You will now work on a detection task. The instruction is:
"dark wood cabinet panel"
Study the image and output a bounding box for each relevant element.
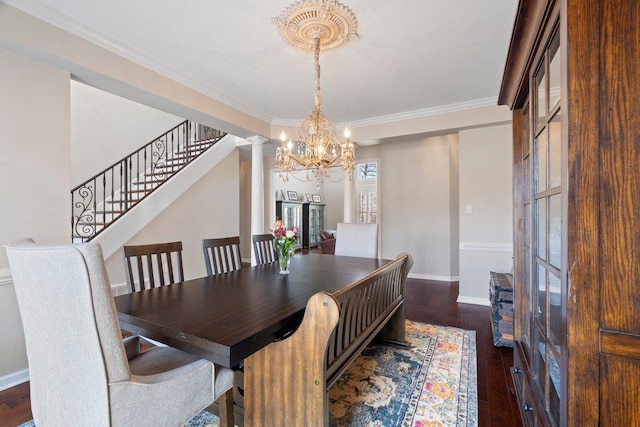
[500,0,640,425]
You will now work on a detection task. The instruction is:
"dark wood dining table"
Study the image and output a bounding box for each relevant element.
[114,253,393,368]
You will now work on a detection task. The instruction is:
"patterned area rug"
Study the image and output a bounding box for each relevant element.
[329,320,477,427]
[19,321,476,427]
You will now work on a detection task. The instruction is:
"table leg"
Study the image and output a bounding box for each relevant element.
[218,388,234,427]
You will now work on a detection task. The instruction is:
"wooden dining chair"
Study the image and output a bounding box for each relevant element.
[202,236,242,275]
[123,241,184,292]
[252,233,278,265]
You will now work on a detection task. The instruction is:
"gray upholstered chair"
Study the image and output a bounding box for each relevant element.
[5,239,234,427]
[334,222,379,258]
[252,233,278,265]
[202,236,242,275]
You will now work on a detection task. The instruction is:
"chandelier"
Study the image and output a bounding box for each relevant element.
[273,0,358,182]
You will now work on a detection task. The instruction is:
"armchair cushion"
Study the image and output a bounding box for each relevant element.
[319,230,334,241]
[320,237,336,254]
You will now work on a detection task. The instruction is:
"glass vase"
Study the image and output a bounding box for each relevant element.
[279,251,291,274]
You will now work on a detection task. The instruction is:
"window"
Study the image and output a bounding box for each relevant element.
[358,162,377,179]
[355,161,378,224]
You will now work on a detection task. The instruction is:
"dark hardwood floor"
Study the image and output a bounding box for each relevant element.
[0,277,521,427]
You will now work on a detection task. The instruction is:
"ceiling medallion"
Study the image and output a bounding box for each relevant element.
[273,0,358,183]
[273,0,358,53]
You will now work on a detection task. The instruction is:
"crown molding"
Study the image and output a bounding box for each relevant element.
[271,96,499,129]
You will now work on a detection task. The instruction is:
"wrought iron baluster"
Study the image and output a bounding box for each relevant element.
[110,165,115,219]
[141,148,145,196]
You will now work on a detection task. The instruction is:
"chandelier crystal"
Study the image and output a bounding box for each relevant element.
[273,0,358,182]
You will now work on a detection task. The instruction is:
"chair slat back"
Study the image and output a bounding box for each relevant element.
[202,236,242,275]
[252,234,278,265]
[123,241,184,292]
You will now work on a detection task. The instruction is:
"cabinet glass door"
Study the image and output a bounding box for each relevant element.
[282,203,303,248]
[309,206,321,246]
[519,103,533,353]
[530,28,563,427]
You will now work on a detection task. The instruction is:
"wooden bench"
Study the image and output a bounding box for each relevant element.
[244,253,413,426]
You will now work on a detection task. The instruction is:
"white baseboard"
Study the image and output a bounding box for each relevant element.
[459,242,513,253]
[456,295,490,306]
[111,282,128,296]
[0,369,29,391]
[408,273,459,282]
[0,268,12,286]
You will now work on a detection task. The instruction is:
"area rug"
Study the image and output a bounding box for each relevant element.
[329,320,477,427]
[19,321,476,427]
[18,410,219,427]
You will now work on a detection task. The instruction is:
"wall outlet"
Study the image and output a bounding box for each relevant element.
[465,204,473,214]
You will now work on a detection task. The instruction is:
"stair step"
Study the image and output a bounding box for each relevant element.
[94,208,127,215]
[105,197,145,205]
[170,150,206,160]
[187,139,217,149]
[131,178,163,185]
[156,160,189,169]
[118,188,150,194]
[145,170,177,178]
[76,221,109,226]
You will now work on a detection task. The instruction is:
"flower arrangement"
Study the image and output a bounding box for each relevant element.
[272,219,298,273]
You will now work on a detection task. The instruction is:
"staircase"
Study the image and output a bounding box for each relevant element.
[71,120,226,242]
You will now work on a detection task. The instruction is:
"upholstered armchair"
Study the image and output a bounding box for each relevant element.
[319,229,336,254]
[334,222,379,258]
[5,239,233,427]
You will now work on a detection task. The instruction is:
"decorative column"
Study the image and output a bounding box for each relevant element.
[249,136,268,265]
[343,172,355,223]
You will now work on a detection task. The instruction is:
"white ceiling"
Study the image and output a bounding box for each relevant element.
[3,0,518,127]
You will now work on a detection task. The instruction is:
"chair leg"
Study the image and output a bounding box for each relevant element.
[218,388,234,427]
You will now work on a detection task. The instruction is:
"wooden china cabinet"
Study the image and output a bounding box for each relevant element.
[500,0,640,425]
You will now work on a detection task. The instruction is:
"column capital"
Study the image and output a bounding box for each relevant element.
[247,135,268,145]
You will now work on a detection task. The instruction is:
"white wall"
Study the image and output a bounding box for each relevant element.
[273,170,322,204]
[356,134,459,280]
[0,48,71,383]
[323,178,345,230]
[104,150,240,285]
[458,125,513,305]
[71,81,182,186]
[449,138,461,276]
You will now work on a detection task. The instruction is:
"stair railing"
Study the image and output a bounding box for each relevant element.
[71,120,225,242]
